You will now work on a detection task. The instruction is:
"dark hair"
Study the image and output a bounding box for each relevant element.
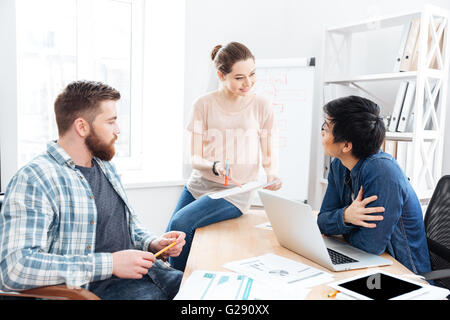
[54,80,120,135]
[211,42,255,75]
[323,95,385,159]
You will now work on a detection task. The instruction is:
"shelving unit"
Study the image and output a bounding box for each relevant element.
[324,70,443,84]
[318,5,450,201]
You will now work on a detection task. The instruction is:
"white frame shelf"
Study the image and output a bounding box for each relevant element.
[326,10,421,34]
[324,69,444,84]
[319,5,450,201]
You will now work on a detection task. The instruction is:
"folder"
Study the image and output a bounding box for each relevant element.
[397,81,416,132]
[399,18,420,72]
[388,81,408,132]
[405,111,415,132]
[394,22,412,72]
[383,115,391,129]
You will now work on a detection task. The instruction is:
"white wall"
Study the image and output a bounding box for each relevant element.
[183,0,450,212]
[126,184,183,235]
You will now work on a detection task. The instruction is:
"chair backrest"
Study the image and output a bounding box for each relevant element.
[424,175,450,289]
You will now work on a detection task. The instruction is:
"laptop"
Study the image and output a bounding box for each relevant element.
[258,190,393,272]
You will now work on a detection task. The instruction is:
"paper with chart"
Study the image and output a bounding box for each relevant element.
[208,180,280,199]
[174,270,291,300]
[208,179,280,200]
[223,253,334,293]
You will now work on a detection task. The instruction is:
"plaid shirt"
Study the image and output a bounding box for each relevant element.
[0,141,157,291]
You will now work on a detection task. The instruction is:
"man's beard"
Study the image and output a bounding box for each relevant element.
[85,129,117,161]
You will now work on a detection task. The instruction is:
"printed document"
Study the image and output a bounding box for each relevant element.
[208,179,280,199]
[174,270,295,300]
[223,253,334,293]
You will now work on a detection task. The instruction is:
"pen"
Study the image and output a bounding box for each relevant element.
[154,241,177,258]
[224,160,229,186]
[328,290,339,298]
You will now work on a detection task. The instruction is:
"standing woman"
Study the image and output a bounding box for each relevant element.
[166,42,282,271]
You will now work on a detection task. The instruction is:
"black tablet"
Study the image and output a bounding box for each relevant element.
[330,270,427,300]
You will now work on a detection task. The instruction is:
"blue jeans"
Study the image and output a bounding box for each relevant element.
[91,260,183,300]
[166,186,242,271]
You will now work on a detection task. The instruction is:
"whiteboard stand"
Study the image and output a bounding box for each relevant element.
[252,57,316,206]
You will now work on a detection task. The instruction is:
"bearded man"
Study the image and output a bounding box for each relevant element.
[0,81,186,300]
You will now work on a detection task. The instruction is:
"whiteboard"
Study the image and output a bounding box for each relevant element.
[253,58,315,203]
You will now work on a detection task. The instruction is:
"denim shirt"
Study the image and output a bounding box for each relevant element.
[317,151,431,274]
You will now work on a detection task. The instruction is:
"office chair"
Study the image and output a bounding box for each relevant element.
[0,192,100,300]
[420,175,450,290]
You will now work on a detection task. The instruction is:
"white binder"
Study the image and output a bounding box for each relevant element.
[399,18,420,72]
[394,22,412,72]
[397,81,416,132]
[388,81,408,132]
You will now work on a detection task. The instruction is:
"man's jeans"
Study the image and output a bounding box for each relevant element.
[166,186,242,271]
[93,260,183,300]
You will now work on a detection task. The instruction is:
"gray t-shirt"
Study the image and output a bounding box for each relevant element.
[76,160,133,294]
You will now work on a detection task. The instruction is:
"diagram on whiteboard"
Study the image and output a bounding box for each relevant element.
[253,59,315,202]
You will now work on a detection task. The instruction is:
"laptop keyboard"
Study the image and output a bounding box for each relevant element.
[327,248,358,265]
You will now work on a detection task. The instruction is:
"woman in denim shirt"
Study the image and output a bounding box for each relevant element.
[317,95,431,275]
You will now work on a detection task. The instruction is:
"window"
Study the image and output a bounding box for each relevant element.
[16,0,78,166]
[15,0,185,183]
[138,0,185,183]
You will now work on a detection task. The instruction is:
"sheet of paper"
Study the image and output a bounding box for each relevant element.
[207,181,265,199]
[208,179,280,199]
[223,253,334,293]
[255,221,272,230]
[174,270,300,300]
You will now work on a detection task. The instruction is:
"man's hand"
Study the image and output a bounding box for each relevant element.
[149,231,186,260]
[111,250,155,279]
[343,186,385,228]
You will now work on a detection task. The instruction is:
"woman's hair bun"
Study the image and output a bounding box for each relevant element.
[211,42,255,75]
[211,45,222,61]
